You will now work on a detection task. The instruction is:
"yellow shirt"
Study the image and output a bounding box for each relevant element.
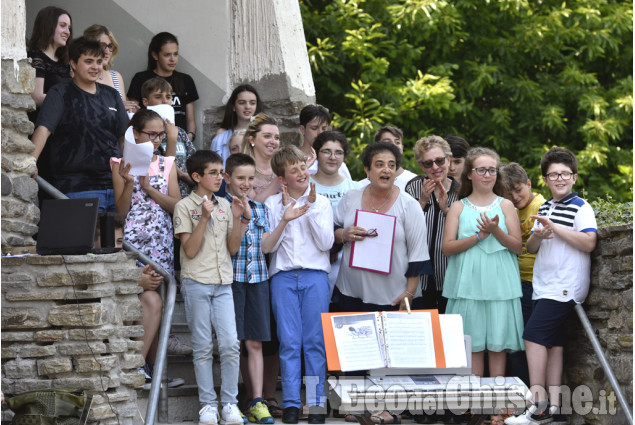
[173,192,234,285]
[517,193,546,282]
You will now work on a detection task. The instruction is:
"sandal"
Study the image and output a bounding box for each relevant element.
[490,414,508,425]
[370,411,401,424]
[345,414,358,422]
[264,398,283,418]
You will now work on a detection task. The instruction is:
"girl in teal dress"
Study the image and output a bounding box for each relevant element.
[442,147,524,382]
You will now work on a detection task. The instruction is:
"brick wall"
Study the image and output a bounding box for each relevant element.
[1,253,145,425]
[565,223,633,425]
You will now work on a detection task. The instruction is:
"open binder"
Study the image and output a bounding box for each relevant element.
[322,310,469,374]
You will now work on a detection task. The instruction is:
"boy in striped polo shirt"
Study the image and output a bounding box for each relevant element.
[506,147,597,425]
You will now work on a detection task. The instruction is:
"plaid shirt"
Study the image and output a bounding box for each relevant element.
[225,193,270,283]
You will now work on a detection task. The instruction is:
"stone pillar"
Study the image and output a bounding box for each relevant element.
[204,0,316,147]
[564,223,633,425]
[1,253,145,425]
[1,0,39,249]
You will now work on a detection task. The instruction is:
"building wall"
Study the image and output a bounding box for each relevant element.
[23,0,315,148]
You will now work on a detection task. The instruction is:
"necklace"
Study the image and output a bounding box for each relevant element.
[366,186,395,212]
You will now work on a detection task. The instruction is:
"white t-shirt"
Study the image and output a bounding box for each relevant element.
[309,161,352,180]
[531,193,597,303]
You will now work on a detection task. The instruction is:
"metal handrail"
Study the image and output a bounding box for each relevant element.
[35,176,174,424]
[575,304,633,424]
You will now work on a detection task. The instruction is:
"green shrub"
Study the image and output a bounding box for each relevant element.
[590,195,633,227]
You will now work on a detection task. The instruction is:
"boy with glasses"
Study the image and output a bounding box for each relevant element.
[506,148,597,425]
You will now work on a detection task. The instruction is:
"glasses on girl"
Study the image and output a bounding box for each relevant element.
[140,131,166,141]
[100,42,115,51]
[419,157,446,169]
[472,167,498,176]
[319,149,345,158]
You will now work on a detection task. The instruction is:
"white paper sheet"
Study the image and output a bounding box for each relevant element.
[439,314,468,368]
[147,104,175,123]
[350,210,396,274]
[383,312,436,368]
[331,313,385,372]
[123,126,154,176]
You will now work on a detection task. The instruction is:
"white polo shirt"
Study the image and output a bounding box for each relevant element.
[531,192,597,303]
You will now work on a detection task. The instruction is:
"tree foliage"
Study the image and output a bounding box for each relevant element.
[301,0,633,202]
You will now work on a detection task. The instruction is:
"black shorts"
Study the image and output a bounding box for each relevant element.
[523,298,575,348]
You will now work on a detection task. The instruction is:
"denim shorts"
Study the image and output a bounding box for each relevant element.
[523,298,576,348]
[65,188,116,212]
[232,281,271,341]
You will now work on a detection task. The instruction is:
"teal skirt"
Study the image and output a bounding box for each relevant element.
[446,298,525,352]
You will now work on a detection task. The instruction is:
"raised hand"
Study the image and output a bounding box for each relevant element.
[281,185,291,206]
[282,200,310,222]
[240,193,252,219]
[419,179,436,208]
[202,196,215,220]
[119,160,134,184]
[307,182,317,204]
[231,194,245,219]
[436,180,449,213]
[305,147,317,169]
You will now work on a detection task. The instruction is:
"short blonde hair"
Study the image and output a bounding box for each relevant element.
[413,135,451,162]
[270,145,305,178]
[83,24,119,70]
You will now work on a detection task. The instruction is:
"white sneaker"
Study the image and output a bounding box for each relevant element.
[199,405,219,425]
[221,403,244,425]
[505,405,557,425]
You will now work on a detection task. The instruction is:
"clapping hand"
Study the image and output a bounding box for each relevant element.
[436,180,449,213]
[282,201,310,222]
[477,212,499,235]
[307,182,317,204]
[419,179,436,207]
[201,195,215,220]
[531,215,555,239]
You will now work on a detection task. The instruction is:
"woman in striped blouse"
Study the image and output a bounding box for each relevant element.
[405,135,460,314]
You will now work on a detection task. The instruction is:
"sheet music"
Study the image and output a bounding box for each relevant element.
[123,126,154,176]
[383,312,436,368]
[350,210,396,274]
[439,314,468,368]
[331,313,385,371]
[147,104,175,123]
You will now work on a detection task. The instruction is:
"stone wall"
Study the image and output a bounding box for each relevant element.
[1,58,39,249]
[564,223,633,425]
[1,253,145,425]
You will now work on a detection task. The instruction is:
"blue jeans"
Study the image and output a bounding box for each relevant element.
[65,189,116,212]
[182,279,240,407]
[271,269,329,409]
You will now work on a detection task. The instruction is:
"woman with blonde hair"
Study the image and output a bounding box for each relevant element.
[242,113,282,202]
[83,24,138,113]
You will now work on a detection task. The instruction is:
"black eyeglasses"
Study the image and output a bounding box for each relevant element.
[545,172,573,181]
[140,131,166,141]
[472,167,498,176]
[100,42,115,51]
[419,157,446,169]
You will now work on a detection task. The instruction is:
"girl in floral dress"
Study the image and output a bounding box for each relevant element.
[111,109,181,274]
